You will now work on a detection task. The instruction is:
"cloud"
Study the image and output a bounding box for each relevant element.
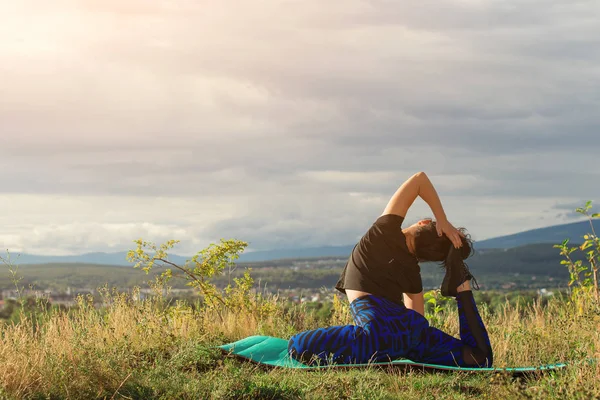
[552,200,598,211]
[551,199,599,221]
[0,0,599,254]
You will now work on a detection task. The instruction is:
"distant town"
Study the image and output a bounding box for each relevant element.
[0,284,556,311]
[0,246,569,314]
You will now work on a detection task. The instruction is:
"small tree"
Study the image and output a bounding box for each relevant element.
[554,200,600,303]
[126,238,258,322]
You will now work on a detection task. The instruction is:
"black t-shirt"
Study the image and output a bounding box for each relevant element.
[335,214,422,305]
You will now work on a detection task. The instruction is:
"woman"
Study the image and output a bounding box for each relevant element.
[288,172,493,367]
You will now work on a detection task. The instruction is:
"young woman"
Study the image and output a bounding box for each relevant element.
[288,172,493,367]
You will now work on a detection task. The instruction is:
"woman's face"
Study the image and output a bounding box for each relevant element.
[409,219,432,231]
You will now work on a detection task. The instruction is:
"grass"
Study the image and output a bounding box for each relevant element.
[0,285,598,399]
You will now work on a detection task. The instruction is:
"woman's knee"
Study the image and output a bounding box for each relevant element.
[288,332,312,363]
[288,326,366,365]
[287,328,349,365]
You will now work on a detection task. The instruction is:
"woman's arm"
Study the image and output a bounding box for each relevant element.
[415,173,447,223]
[382,172,446,221]
[383,172,463,248]
[381,172,422,219]
[403,291,425,317]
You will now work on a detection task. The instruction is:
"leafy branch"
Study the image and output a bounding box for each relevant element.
[554,200,599,303]
[126,238,249,322]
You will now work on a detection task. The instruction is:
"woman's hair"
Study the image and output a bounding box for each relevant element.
[413,219,475,269]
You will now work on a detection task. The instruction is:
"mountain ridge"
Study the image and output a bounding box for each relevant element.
[6,219,592,265]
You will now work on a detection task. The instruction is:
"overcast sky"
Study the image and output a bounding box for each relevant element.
[1,0,599,256]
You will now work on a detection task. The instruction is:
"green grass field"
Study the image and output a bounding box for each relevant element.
[0,284,598,400]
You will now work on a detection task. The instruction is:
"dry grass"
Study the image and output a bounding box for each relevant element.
[0,286,598,399]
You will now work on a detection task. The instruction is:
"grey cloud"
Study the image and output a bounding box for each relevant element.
[552,200,599,222]
[354,0,564,31]
[2,131,598,202]
[555,212,587,221]
[203,193,384,251]
[1,0,600,253]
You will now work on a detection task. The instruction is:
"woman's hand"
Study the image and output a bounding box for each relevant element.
[436,219,464,249]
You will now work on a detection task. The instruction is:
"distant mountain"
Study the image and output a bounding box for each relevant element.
[474,219,590,249]
[237,246,355,262]
[6,248,351,266]
[236,219,592,260]
[7,252,190,267]
[2,243,582,291]
[7,219,594,265]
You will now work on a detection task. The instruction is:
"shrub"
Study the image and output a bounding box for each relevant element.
[554,200,600,310]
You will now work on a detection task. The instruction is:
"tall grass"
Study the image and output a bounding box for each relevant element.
[0,284,598,399]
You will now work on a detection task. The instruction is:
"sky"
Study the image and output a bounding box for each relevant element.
[1,0,599,256]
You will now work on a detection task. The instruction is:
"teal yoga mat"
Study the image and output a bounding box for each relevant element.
[219,335,590,375]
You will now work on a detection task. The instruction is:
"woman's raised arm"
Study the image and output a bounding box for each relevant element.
[381,172,423,219]
[382,172,463,248]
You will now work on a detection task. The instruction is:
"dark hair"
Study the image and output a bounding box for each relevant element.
[413,219,474,269]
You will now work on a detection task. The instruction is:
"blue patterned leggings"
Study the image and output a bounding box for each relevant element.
[288,291,493,367]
